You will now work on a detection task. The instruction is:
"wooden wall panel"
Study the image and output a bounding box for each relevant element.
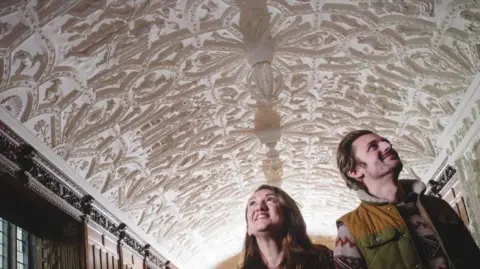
[59,242,81,269]
[83,223,175,269]
[86,225,121,269]
[441,178,470,226]
[33,236,81,269]
[121,247,144,269]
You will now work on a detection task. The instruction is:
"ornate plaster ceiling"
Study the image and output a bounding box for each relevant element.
[1,0,479,267]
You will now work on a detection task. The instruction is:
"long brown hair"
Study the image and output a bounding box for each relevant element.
[240,184,324,269]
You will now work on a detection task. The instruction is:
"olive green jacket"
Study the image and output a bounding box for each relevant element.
[337,180,480,269]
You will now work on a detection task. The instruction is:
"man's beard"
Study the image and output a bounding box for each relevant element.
[368,160,403,180]
[392,161,403,179]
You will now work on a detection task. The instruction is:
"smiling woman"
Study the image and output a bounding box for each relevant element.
[241,185,333,269]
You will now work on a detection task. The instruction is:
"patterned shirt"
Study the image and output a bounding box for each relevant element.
[333,193,449,269]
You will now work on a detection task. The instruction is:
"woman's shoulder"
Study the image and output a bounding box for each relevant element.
[313,244,331,253]
[313,244,334,268]
[313,243,333,257]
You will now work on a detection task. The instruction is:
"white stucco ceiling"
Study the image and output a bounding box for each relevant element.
[1,0,479,267]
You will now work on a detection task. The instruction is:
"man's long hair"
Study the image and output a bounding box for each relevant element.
[336,129,374,190]
[240,185,323,269]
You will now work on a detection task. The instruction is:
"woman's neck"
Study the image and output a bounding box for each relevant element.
[256,235,283,269]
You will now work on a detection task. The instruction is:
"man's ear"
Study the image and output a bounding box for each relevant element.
[347,167,364,182]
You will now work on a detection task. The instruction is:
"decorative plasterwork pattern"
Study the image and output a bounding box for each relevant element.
[0,0,480,267]
[431,73,480,165]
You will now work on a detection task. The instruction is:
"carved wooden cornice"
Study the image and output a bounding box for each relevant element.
[0,120,170,269]
[426,164,457,197]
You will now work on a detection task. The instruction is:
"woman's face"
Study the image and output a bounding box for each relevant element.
[246,188,285,236]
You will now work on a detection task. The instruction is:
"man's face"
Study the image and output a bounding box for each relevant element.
[348,133,403,183]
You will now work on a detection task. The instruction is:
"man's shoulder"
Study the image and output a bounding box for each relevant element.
[336,204,364,227]
[419,194,458,218]
[419,194,451,207]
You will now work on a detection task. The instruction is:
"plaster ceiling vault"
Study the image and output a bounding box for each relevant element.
[0,0,479,267]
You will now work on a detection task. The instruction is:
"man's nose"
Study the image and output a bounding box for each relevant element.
[380,140,392,152]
